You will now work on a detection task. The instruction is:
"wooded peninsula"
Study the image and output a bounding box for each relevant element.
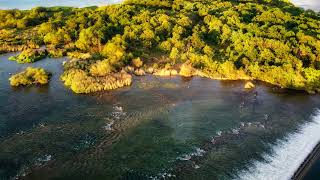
[1,0,320,93]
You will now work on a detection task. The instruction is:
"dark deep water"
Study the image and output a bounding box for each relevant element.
[304,160,320,180]
[0,53,320,179]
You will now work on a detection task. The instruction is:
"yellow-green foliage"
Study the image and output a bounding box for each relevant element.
[9,49,47,63]
[102,39,125,64]
[132,57,143,68]
[90,59,115,76]
[217,61,249,80]
[9,67,50,86]
[61,69,132,93]
[2,1,320,92]
[248,63,306,89]
[179,63,196,77]
[67,52,92,60]
[47,48,67,57]
[303,68,320,90]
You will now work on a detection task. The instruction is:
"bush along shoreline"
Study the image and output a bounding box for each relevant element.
[1,0,320,93]
[9,67,51,86]
[9,49,47,63]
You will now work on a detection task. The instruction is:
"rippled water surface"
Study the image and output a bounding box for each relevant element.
[0,54,320,179]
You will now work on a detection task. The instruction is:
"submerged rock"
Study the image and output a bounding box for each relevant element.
[134,69,146,76]
[124,66,135,73]
[153,69,178,76]
[194,164,200,169]
[114,106,123,112]
[244,81,255,89]
[146,67,154,74]
[103,120,114,131]
[177,155,192,161]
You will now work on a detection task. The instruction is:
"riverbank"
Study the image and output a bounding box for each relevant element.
[6,54,318,94]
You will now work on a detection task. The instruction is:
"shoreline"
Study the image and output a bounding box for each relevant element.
[2,49,319,94]
[293,142,320,180]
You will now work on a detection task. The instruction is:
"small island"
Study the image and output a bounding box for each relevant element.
[9,49,47,63]
[9,67,50,86]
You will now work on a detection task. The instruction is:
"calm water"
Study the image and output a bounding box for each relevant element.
[0,53,320,179]
[0,0,320,11]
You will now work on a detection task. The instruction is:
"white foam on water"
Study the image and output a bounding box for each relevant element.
[176,148,206,161]
[237,109,320,180]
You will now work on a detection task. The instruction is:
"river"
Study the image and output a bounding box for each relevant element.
[1,0,320,179]
[0,53,320,179]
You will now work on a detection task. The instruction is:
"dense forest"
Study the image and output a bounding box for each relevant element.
[1,0,320,93]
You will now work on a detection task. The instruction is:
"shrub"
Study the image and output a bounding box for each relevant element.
[61,69,132,93]
[67,52,92,60]
[9,67,50,86]
[179,63,196,77]
[90,59,115,76]
[132,57,143,68]
[9,49,47,63]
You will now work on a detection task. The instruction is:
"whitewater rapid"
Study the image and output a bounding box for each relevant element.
[237,109,320,180]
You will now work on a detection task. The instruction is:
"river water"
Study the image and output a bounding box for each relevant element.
[0,1,320,179]
[0,53,320,179]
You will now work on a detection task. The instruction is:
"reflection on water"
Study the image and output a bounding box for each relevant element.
[0,54,320,179]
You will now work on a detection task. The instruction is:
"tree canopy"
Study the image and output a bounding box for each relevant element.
[1,0,320,92]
